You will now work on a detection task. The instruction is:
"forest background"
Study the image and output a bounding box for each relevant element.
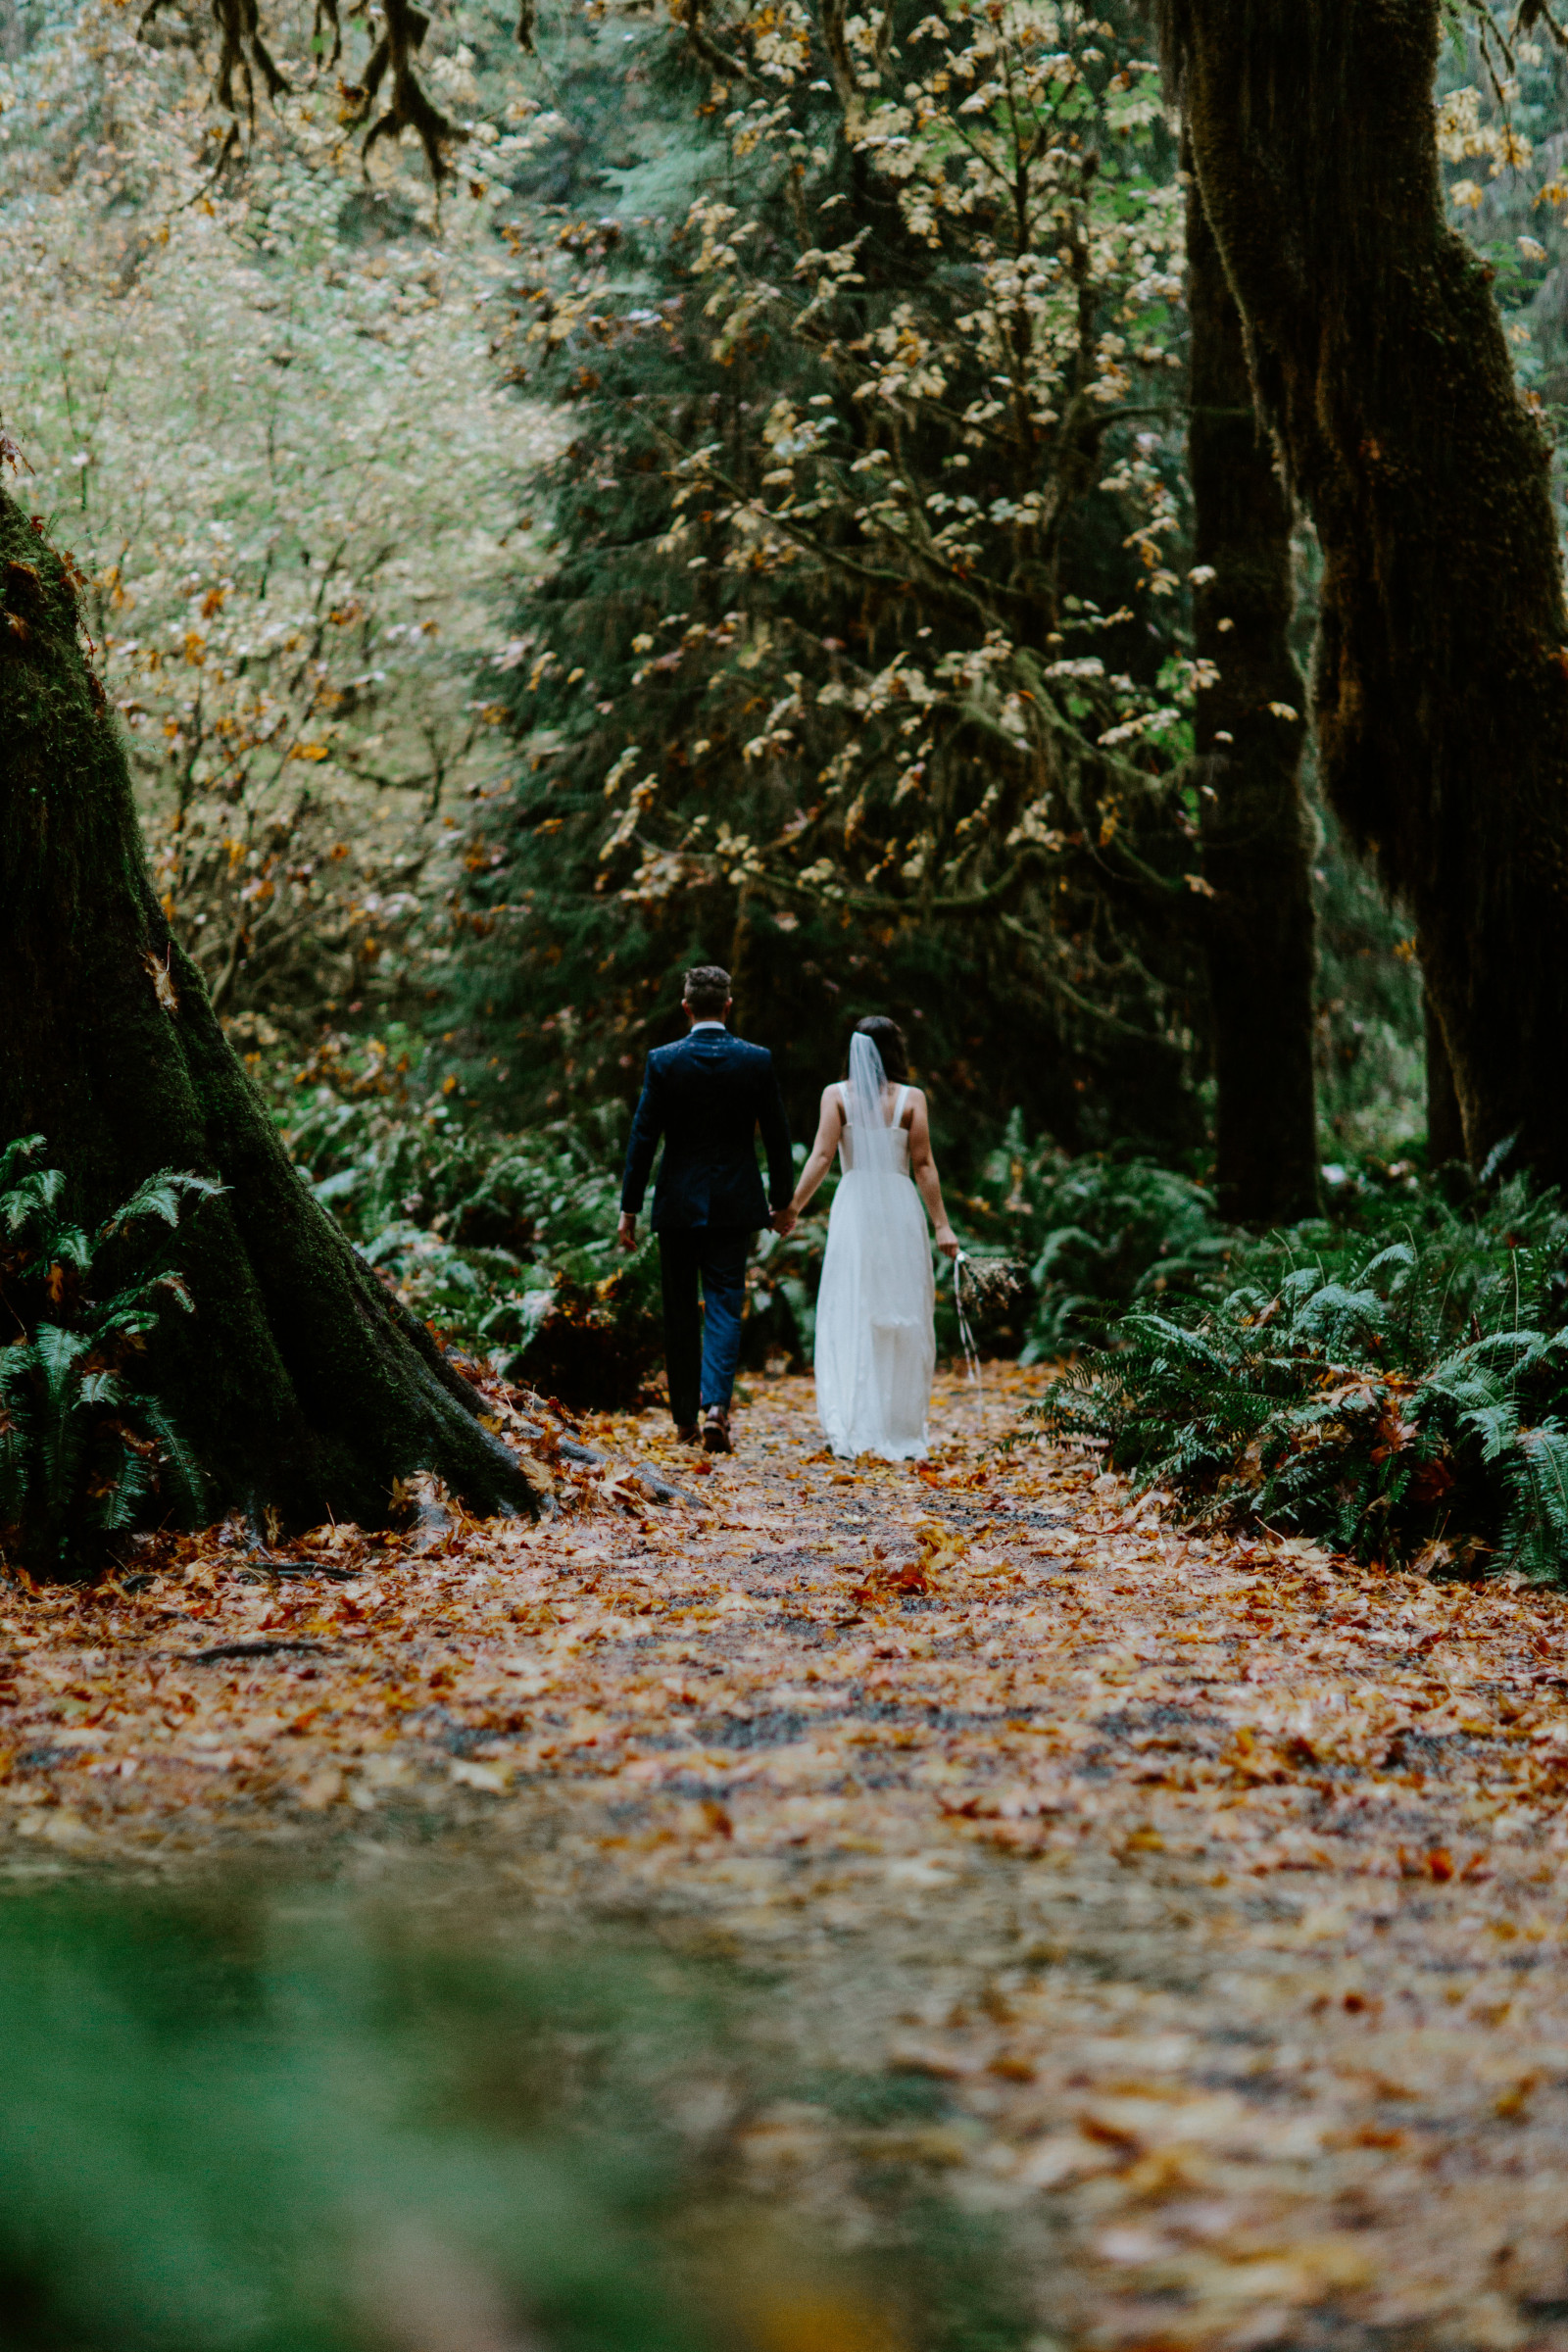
[6,0,1568,1570]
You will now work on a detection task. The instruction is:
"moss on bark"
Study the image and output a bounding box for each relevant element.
[0,489,534,1539]
[1424,992,1466,1167]
[1168,0,1568,1180]
[1188,158,1319,1225]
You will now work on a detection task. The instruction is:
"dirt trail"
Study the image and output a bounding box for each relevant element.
[6,1368,1568,2348]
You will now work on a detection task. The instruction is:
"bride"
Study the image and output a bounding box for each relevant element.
[776,1017,958,1461]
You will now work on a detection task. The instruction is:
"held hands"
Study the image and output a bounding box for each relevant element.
[935,1223,960,1261]
[627,1208,801,1243]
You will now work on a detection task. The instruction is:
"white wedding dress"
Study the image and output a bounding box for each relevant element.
[814,1035,936,1461]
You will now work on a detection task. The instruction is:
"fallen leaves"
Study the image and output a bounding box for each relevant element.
[6,1369,1568,2345]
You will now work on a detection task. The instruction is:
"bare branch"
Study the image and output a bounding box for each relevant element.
[344,0,462,184]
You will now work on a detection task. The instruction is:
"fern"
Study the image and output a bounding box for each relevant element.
[1503,1421,1568,1580]
[1037,1169,1568,1580]
[277,1056,667,1406]
[952,1117,1236,1353]
[0,1141,217,1581]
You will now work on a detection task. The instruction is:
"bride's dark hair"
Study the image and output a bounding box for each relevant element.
[851,1015,908,1083]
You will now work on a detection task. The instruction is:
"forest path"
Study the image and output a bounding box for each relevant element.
[7,1370,1568,2345]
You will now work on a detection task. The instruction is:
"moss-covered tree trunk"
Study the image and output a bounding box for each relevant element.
[1188,160,1319,1225]
[1168,0,1568,1181]
[1424,994,1466,1167]
[0,491,533,1540]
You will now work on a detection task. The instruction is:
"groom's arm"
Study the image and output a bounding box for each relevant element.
[620,1054,665,1225]
[757,1052,793,1213]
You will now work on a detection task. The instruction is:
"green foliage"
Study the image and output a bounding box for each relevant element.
[273,1029,860,1397]
[278,1043,1166,1397]
[0,0,548,1042]
[274,1054,1247,1402]
[0,1886,720,2352]
[457,0,1207,1157]
[746,1211,829,1368]
[1037,1161,1568,1578]
[950,1112,1232,1354]
[272,1033,665,1406]
[0,1137,218,1581]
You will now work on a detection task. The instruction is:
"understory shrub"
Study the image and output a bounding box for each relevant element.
[955,1114,1235,1355]
[1037,1161,1568,1578]
[0,1137,217,1581]
[277,1035,848,1401]
[277,1042,1086,1398]
[274,1038,663,1409]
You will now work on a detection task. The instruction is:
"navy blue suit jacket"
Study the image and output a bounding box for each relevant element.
[620,1027,792,1233]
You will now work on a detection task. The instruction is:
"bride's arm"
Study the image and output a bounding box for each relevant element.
[906,1092,959,1259]
[773,1087,844,1234]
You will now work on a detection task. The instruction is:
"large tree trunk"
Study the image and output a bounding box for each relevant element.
[1424,992,1467,1168]
[1187,158,1319,1226]
[1168,0,1568,1181]
[0,491,533,1542]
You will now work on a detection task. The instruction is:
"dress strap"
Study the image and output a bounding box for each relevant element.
[894,1085,909,1126]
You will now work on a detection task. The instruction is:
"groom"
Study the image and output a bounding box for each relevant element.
[616,965,792,1452]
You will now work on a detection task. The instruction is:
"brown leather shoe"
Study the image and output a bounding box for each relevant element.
[674,1423,700,1446]
[701,1407,732,1455]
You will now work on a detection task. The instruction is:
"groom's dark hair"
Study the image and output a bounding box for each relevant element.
[853,1015,908,1082]
[683,964,732,1018]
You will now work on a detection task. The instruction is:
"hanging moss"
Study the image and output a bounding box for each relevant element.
[0,488,533,1550]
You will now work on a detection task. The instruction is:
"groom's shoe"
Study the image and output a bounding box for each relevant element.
[701,1406,733,1455]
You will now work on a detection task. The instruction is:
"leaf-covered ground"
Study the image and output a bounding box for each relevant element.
[6,1367,1568,2350]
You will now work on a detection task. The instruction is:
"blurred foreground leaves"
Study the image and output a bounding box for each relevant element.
[0,1882,1025,2352]
[0,1887,714,2352]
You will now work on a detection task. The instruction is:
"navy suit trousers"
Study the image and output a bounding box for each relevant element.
[659,1227,749,1428]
